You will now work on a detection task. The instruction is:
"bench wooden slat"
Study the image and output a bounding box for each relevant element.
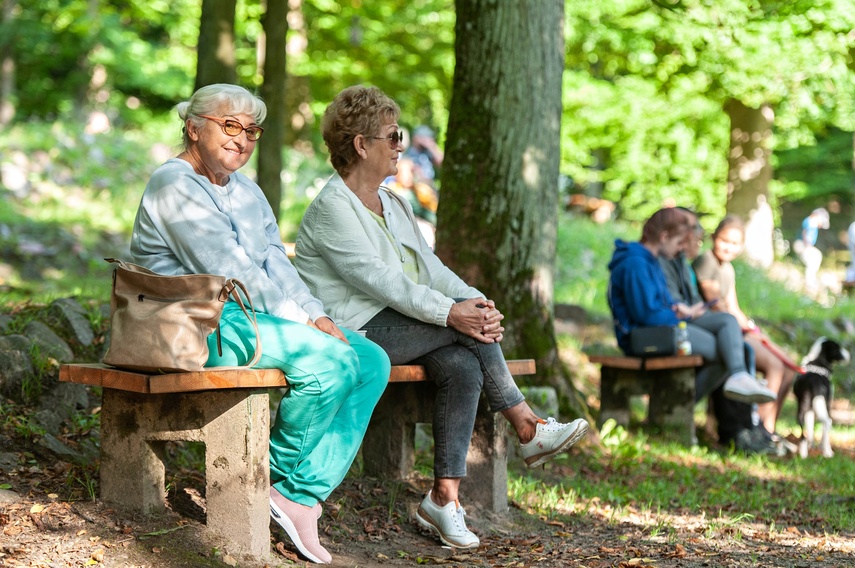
[588,354,703,371]
[59,363,287,394]
[60,358,536,393]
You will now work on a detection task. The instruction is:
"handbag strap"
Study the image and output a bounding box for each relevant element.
[221,279,263,368]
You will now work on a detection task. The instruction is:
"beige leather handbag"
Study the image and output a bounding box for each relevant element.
[102,258,261,373]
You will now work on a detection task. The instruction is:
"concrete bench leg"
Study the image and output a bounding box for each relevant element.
[649,369,697,446]
[363,382,435,479]
[100,388,271,560]
[598,367,632,428]
[363,383,509,512]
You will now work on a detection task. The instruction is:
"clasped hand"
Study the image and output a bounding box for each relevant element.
[447,298,505,343]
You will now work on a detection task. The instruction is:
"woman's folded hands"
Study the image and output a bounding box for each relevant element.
[447,298,505,343]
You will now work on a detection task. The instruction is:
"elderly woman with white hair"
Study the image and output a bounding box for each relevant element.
[129,83,390,564]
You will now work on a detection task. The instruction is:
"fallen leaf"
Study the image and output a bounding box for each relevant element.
[30,504,44,514]
[274,541,298,561]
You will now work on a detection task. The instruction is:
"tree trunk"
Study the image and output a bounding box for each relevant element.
[0,0,16,125]
[257,0,288,217]
[437,0,588,419]
[725,99,775,267]
[195,0,238,90]
[283,0,312,146]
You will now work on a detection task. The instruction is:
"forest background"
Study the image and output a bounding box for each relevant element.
[4,3,855,566]
[3,0,855,415]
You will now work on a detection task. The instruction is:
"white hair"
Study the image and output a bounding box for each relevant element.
[175,84,267,149]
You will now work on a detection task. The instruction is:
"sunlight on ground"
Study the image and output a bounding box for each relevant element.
[512,484,855,559]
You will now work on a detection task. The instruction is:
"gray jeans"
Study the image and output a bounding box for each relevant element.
[688,311,747,401]
[362,307,525,478]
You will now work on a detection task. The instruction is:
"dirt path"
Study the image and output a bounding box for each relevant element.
[3,450,855,568]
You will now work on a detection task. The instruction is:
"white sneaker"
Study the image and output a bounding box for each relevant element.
[415,491,480,549]
[519,417,589,468]
[722,371,776,404]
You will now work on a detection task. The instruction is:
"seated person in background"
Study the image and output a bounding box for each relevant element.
[607,207,776,405]
[660,209,779,455]
[130,83,390,565]
[296,85,588,551]
[405,124,444,185]
[386,156,439,247]
[694,215,797,439]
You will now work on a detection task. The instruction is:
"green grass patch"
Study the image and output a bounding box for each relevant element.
[510,423,855,535]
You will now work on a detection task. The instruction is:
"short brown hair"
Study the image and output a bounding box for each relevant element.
[322,86,400,177]
[712,215,745,241]
[641,207,691,244]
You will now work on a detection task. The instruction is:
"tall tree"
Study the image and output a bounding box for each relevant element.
[725,99,775,266]
[438,0,587,418]
[257,0,288,218]
[195,0,238,90]
[0,0,16,125]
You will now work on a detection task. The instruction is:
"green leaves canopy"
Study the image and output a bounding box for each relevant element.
[562,0,855,221]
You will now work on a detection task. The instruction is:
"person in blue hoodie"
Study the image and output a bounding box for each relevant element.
[607,207,775,404]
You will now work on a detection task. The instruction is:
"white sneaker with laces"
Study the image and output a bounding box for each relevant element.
[519,417,589,468]
[415,490,480,549]
[722,371,776,404]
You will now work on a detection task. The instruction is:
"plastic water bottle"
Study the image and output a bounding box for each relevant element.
[676,321,692,356]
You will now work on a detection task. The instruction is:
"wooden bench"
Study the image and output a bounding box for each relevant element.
[588,354,703,446]
[59,358,535,560]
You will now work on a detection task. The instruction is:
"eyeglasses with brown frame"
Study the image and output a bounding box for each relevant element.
[197,114,264,141]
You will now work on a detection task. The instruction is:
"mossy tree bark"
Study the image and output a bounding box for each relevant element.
[436,0,588,419]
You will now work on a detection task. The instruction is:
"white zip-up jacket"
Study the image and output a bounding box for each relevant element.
[296,174,482,330]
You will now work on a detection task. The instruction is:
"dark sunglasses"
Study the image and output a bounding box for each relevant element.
[368,131,404,149]
[197,114,264,141]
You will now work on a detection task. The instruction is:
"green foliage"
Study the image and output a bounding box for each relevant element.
[6,0,199,121]
[0,118,169,305]
[293,0,456,135]
[6,0,855,226]
[563,0,855,222]
[775,127,855,208]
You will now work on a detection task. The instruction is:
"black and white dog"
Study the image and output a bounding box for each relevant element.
[793,338,850,458]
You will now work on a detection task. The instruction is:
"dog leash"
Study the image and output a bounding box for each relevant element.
[745,326,807,374]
